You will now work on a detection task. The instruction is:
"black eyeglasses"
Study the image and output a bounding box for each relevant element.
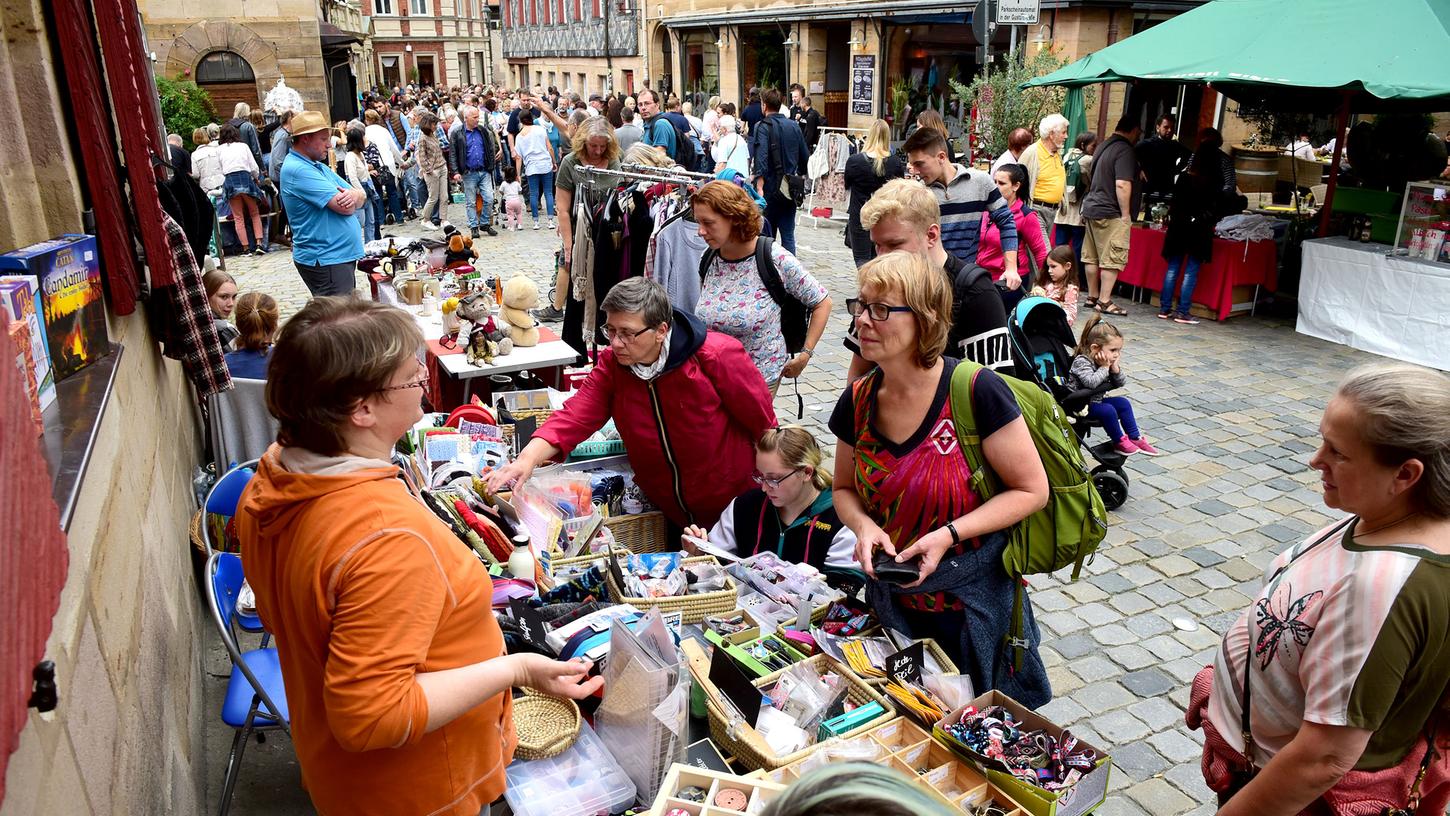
[600,324,654,342]
[751,468,801,488]
[846,299,914,322]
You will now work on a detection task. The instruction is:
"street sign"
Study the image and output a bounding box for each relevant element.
[851,55,875,116]
[972,0,996,46]
[996,0,1039,24]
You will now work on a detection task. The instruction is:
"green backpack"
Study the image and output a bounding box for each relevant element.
[949,361,1109,669]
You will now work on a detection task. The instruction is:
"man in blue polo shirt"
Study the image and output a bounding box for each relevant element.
[280,111,367,296]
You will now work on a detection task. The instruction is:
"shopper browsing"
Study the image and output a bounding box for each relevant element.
[203,269,240,351]
[681,426,859,572]
[223,292,278,379]
[1031,246,1082,324]
[237,297,600,816]
[1067,315,1161,455]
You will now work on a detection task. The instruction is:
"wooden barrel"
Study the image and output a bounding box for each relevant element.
[1232,147,1279,193]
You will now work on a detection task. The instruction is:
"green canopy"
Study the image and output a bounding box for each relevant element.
[1062,87,1089,150]
[1025,0,1450,112]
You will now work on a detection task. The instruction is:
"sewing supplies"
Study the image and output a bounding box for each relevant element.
[941,706,1098,792]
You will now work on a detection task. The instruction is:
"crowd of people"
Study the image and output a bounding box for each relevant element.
[201,78,1450,816]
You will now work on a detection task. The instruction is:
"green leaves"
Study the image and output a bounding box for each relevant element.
[949,48,1093,159]
[155,77,216,149]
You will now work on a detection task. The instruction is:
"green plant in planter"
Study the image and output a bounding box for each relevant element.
[890,78,911,137]
[949,48,1090,159]
[1344,113,1449,192]
[156,77,215,148]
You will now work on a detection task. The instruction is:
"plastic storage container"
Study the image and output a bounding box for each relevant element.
[503,720,636,816]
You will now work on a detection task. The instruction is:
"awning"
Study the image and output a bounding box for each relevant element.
[319,21,363,49]
[1024,0,1450,112]
[665,0,973,29]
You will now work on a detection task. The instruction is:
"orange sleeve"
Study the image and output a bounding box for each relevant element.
[321,529,452,752]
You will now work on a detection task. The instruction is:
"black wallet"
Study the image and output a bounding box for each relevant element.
[872,551,922,585]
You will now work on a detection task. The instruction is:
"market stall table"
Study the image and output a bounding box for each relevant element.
[1297,237,1450,371]
[375,279,580,409]
[1118,225,1278,320]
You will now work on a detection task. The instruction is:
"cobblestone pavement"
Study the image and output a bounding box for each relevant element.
[212,198,1383,815]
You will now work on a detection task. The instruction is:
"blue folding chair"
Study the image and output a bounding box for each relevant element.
[203,460,263,633]
[206,551,290,816]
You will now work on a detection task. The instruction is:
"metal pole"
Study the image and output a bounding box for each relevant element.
[1318,92,1351,238]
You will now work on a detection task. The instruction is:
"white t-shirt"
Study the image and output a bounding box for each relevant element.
[499,180,523,202]
[365,124,402,173]
[515,127,554,176]
[713,133,750,176]
[217,142,259,177]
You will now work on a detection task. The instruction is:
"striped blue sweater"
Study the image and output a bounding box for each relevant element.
[930,163,1018,266]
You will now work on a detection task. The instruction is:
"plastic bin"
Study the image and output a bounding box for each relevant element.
[504,720,637,816]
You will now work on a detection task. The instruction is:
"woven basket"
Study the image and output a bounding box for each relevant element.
[511,689,582,760]
[189,510,208,556]
[604,554,737,624]
[602,511,668,554]
[701,653,895,771]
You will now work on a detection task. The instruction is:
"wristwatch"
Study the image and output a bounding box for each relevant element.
[800,347,815,358]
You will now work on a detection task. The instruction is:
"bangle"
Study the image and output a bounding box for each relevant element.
[945,522,962,546]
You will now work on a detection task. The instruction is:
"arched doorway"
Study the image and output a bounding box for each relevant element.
[196,50,257,120]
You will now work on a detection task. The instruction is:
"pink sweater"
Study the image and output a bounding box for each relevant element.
[976,199,1050,281]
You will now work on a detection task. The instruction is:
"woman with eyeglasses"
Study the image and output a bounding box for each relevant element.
[486,277,776,536]
[829,251,1053,708]
[236,297,601,816]
[679,426,859,572]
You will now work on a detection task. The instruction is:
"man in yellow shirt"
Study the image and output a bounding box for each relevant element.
[1021,113,1069,231]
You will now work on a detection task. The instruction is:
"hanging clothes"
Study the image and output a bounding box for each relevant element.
[149,212,232,406]
[649,215,709,312]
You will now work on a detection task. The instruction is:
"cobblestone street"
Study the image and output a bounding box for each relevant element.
[215,199,1376,815]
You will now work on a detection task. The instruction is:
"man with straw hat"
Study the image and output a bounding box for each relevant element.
[280,110,368,297]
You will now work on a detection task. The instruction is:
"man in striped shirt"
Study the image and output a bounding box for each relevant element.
[903,127,1020,284]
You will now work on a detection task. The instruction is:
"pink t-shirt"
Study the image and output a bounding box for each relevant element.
[976,199,1049,281]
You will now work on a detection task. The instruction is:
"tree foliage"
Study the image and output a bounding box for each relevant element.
[156,77,216,148]
[950,48,1093,158]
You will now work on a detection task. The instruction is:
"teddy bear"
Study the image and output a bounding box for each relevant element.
[445,233,478,270]
[500,276,540,347]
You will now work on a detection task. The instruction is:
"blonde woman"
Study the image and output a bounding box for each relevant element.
[843,119,907,267]
[702,95,722,150]
[682,426,858,572]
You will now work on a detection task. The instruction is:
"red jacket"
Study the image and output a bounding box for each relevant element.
[535,310,776,528]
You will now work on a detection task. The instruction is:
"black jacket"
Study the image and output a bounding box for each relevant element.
[447,124,499,175]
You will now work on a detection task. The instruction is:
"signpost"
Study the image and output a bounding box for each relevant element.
[851,54,875,116]
[996,0,1039,24]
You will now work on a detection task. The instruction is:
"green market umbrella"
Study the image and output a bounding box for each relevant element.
[1024,0,1450,112]
[1062,87,1089,150]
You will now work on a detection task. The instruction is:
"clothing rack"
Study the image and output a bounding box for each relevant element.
[620,162,714,180]
[578,165,708,189]
[805,127,868,228]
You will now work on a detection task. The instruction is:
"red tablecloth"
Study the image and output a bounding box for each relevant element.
[1118,227,1278,321]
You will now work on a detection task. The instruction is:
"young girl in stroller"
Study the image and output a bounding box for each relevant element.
[1067,316,1161,456]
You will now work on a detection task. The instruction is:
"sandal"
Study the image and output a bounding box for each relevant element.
[1085,296,1099,309]
[1099,301,1129,316]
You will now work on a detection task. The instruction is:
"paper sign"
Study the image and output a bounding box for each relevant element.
[708,645,764,727]
[509,598,549,646]
[887,641,924,685]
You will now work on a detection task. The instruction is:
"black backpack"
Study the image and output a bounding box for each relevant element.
[697,236,808,354]
[661,113,700,170]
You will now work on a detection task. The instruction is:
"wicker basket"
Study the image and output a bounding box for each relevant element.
[602,511,668,554]
[511,689,582,760]
[604,554,738,624]
[701,653,896,771]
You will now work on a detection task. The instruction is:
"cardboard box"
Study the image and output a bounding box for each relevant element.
[7,320,42,431]
[934,691,1112,816]
[0,276,56,412]
[0,234,108,380]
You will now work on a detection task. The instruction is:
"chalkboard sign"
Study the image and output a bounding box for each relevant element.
[851,55,876,116]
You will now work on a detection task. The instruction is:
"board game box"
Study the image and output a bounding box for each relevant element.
[0,275,56,413]
[0,234,108,380]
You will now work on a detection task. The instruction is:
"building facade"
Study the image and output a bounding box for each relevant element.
[142,0,369,125]
[365,0,498,91]
[498,0,642,95]
[653,0,1210,138]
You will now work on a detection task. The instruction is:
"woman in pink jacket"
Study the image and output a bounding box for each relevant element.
[486,277,777,534]
[975,163,1050,314]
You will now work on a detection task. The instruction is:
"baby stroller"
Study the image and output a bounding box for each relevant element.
[1006,296,1132,510]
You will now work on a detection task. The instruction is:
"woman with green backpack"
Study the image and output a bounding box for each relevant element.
[829,250,1053,708]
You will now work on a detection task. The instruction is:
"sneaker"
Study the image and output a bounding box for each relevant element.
[1113,437,1138,456]
[548,219,557,230]
[533,305,565,321]
[1157,311,1171,319]
[470,227,480,239]
[421,222,439,231]
[385,214,396,226]
[533,221,541,231]
[1173,315,1201,325]
[253,246,266,256]
[515,224,522,232]
[1131,437,1162,456]
[483,225,498,237]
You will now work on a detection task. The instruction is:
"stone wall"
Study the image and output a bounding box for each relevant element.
[0,0,209,813]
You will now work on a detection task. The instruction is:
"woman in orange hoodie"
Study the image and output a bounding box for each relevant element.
[236,296,601,816]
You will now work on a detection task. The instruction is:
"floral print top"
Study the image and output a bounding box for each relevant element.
[694,241,827,384]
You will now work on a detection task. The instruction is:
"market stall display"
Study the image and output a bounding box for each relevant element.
[652,764,787,816]
[1117,226,1278,320]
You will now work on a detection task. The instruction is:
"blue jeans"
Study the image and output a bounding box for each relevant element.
[379,172,404,223]
[360,181,380,241]
[1088,396,1141,442]
[460,170,495,228]
[526,171,556,220]
[403,165,427,210]
[1161,256,1200,317]
[764,195,798,254]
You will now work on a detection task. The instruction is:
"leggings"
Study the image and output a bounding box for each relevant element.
[1087,395,1141,441]
[230,195,263,248]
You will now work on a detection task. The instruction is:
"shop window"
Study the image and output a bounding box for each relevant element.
[375,0,394,13]
[195,51,254,83]
[381,54,402,87]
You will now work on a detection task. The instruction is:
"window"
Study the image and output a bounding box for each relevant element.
[460,53,471,84]
[577,73,586,93]
[374,0,394,13]
[195,51,254,83]
[411,0,429,14]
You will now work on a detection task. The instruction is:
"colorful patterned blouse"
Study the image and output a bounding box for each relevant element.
[695,240,827,385]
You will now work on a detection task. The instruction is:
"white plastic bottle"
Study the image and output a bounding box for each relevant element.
[507,534,536,582]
